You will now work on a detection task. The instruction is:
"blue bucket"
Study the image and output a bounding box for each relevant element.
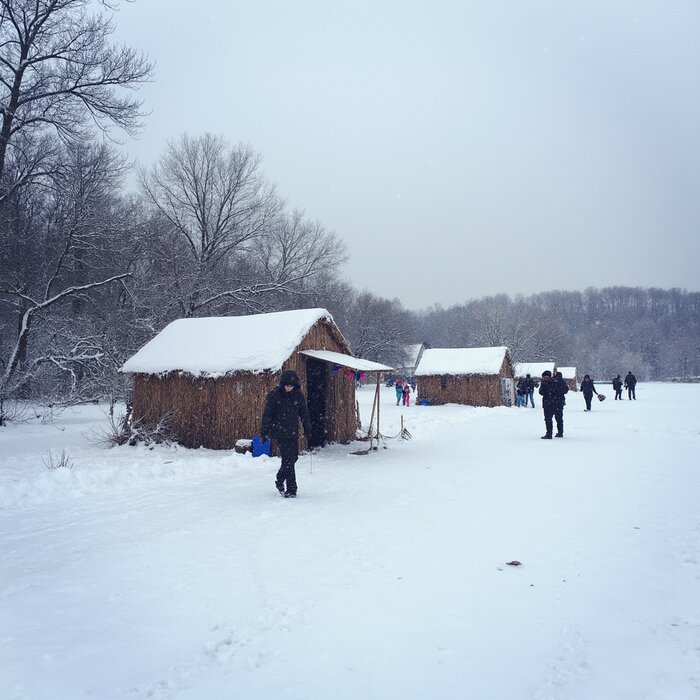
[251,435,271,457]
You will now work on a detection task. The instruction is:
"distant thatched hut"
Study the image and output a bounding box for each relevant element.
[395,343,427,379]
[415,346,514,407]
[514,362,557,384]
[121,308,391,450]
[558,367,578,391]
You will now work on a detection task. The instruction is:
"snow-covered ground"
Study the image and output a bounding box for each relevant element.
[1,383,699,699]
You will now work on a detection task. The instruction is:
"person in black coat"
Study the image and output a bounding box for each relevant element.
[524,374,536,408]
[539,370,569,439]
[612,375,623,400]
[624,371,637,400]
[260,369,312,498]
[580,374,599,411]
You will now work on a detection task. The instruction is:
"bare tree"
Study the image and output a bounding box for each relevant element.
[138,133,336,317]
[343,291,414,366]
[0,139,136,423]
[0,0,153,198]
[468,295,561,364]
[256,209,347,286]
[139,134,279,267]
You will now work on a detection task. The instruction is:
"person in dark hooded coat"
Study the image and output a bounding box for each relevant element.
[260,369,312,498]
[612,374,623,400]
[580,374,599,411]
[539,370,569,438]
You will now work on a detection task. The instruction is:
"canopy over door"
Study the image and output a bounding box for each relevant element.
[299,349,394,373]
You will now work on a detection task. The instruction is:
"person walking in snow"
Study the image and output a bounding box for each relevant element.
[624,371,637,400]
[395,379,404,406]
[402,382,411,407]
[539,369,569,439]
[260,369,312,498]
[612,374,623,400]
[580,374,599,411]
[524,374,536,407]
[515,378,526,407]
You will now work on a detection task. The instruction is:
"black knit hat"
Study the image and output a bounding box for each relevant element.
[280,369,301,388]
[542,370,552,377]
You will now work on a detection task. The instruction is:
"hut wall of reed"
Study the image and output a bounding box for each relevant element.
[417,356,513,407]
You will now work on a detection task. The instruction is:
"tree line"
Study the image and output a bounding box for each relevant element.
[1,1,697,425]
[413,288,700,381]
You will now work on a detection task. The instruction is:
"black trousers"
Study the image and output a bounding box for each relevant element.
[615,388,622,400]
[627,386,636,399]
[543,405,564,436]
[583,393,593,410]
[275,438,299,494]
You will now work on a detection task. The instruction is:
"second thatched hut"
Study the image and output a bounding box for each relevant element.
[415,346,515,407]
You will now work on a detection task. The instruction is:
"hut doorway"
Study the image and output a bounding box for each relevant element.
[306,358,328,448]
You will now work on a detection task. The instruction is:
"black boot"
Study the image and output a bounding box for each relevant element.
[541,434,552,439]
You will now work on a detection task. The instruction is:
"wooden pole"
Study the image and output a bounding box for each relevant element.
[366,379,378,450]
[376,373,382,440]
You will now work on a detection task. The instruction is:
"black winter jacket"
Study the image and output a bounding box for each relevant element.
[539,376,569,409]
[580,378,598,397]
[260,370,312,441]
[624,373,637,388]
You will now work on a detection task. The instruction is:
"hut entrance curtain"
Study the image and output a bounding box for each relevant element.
[306,358,328,449]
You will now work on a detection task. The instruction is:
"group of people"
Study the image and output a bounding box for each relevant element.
[258,365,642,498]
[612,372,637,400]
[580,371,637,410]
[515,374,537,407]
[394,379,413,407]
[540,369,639,440]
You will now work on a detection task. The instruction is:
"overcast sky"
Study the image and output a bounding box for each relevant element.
[113,1,700,309]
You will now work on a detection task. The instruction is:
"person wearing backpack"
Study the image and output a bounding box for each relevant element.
[612,375,623,400]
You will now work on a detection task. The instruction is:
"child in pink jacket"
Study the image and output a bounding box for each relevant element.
[402,383,411,406]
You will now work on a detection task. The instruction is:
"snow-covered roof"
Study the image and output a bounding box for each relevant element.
[558,366,577,379]
[400,343,424,369]
[415,346,509,376]
[514,362,556,378]
[121,308,337,377]
[299,350,393,372]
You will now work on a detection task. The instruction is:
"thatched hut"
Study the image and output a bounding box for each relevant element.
[415,346,514,407]
[558,367,578,391]
[395,343,427,379]
[514,362,557,383]
[121,308,391,450]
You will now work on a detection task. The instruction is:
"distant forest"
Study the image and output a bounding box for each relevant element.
[410,287,700,381]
